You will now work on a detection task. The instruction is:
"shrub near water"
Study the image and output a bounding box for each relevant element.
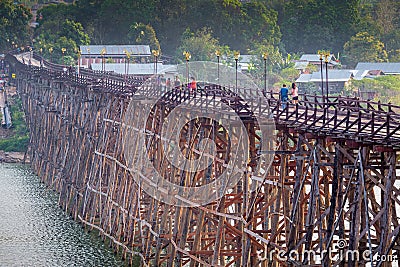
[0,95,29,152]
[0,135,29,152]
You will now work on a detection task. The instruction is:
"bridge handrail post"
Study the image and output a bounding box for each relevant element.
[276,100,280,117]
[386,113,390,137]
[371,112,375,134]
[345,110,350,130]
[334,108,338,127]
[286,102,289,118]
[358,111,362,133]
[305,105,308,121]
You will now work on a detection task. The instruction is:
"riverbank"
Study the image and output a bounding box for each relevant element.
[0,150,29,163]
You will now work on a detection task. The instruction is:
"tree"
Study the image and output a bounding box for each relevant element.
[176,28,220,62]
[343,31,388,67]
[241,1,281,48]
[0,0,32,51]
[128,23,160,52]
[348,75,400,105]
[34,19,90,64]
[374,0,399,35]
[281,0,360,54]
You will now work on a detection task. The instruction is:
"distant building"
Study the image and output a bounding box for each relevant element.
[90,63,176,76]
[238,55,257,72]
[79,45,152,68]
[296,69,354,93]
[294,54,340,73]
[355,62,400,75]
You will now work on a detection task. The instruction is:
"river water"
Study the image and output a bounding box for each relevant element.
[0,164,126,267]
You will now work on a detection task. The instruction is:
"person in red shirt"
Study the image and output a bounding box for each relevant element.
[190,76,197,93]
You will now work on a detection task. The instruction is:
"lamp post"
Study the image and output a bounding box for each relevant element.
[152,49,160,75]
[87,48,91,68]
[100,48,107,73]
[29,47,32,65]
[39,48,43,67]
[324,51,330,102]
[49,47,53,63]
[124,50,131,83]
[234,51,240,93]
[61,47,66,65]
[183,51,191,85]
[262,52,268,96]
[77,49,81,75]
[215,50,220,82]
[318,50,324,100]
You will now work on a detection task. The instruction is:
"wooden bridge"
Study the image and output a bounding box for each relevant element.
[6,51,400,267]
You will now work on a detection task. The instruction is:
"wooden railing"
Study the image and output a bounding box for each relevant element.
[7,52,400,148]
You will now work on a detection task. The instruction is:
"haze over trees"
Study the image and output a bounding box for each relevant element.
[1,0,398,65]
[1,0,400,93]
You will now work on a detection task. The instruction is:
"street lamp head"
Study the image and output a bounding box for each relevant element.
[49,47,53,53]
[152,49,160,57]
[318,50,323,60]
[183,51,191,61]
[234,51,240,61]
[124,50,131,59]
[262,52,268,60]
[61,47,66,54]
[215,50,221,58]
[100,48,106,56]
[324,51,330,63]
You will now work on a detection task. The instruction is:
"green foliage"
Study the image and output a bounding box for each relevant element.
[177,28,220,62]
[0,95,29,152]
[279,67,300,83]
[281,0,360,54]
[245,43,283,88]
[343,31,388,67]
[34,18,89,64]
[128,23,161,52]
[348,75,400,104]
[0,135,29,152]
[0,0,32,51]
[382,30,400,61]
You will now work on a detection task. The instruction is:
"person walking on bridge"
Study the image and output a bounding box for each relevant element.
[291,82,298,105]
[190,76,197,93]
[174,76,181,89]
[280,84,289,109]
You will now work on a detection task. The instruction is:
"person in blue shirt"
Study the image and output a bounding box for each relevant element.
[280,84,289,109]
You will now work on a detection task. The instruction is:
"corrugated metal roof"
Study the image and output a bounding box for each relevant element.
[294,61,309,69]
[90,63,176,75]
[351,70,368,80]
[80,45,151,56]
[296,70,353,83]
[296,73,312,83]
[299,54,339,65]
[355,62,400,74]
[309,70,353,82]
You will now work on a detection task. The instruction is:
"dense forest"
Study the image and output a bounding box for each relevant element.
[1,0,399,64]
[1,0,400,101]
